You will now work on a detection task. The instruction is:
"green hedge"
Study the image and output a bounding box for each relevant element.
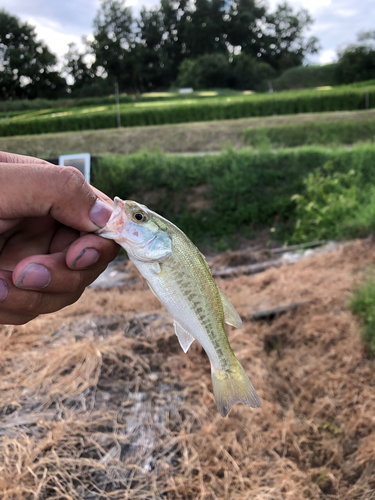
[243,118,375,148]
[0,89,241,113]
[1,87,375,137]
[90,145,375,245]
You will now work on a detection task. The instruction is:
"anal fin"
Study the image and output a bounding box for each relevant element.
[173,321,195,353]
[218,288,242,329]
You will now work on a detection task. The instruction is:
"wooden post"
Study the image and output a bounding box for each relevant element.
[115,81,121,128]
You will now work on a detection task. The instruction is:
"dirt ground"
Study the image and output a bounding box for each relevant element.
[1,239,375,499]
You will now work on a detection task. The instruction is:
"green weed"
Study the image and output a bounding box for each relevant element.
[349,272,375,356]
[291,157,375,243]
[90,145,375,246]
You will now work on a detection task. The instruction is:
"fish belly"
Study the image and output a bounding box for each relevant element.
[133,258,231,370]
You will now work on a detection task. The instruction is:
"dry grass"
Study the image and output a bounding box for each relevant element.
[1,239,375,499]
[1,109,375,158]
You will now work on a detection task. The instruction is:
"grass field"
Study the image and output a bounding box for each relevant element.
[1,109,375,157]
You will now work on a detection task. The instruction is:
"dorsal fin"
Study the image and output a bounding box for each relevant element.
[197,251,242,329]
[198,251,213,276]
[218,288,242,329]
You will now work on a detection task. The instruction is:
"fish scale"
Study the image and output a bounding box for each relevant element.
[97,197,260,417]
[162,240,231,369]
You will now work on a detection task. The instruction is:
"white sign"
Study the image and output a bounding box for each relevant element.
[59,153,91,184]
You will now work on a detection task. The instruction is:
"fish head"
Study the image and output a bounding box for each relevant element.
[97,197,172,262]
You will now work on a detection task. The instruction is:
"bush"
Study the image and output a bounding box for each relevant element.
[336,46,375,84]
[90,145,375,245]
[291,160,375,243]
[270,64,338,91]
[349,273,375,356]
[176,54,232,89]
[230,53,276,90]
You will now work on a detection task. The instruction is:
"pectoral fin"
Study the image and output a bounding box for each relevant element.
[173,321,195,353]
[218,288,242,329]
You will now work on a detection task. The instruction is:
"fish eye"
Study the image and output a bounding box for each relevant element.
[133,211,147,222]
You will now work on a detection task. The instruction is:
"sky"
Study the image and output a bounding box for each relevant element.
[2,0,375,66]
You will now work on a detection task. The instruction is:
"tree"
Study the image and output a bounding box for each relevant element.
[226,0,266,57]
[335,32,375,84]
[159,0,190,81]
[63,43,95,92]
[186,0,227,58]
[176,53,231,88]
[231,53,275,89]
[262,3,319,72]
[336,46,375,84]
[135,7,172,90]
[0,9,66,100]
[90,0,134,86]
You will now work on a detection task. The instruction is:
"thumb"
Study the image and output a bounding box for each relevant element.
[0,163,112,232]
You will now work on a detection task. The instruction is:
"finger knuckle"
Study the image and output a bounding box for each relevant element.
[23,292,43,313]
[69,271,85,293]
[58,166,86,194]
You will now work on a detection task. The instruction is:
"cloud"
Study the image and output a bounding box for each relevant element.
[1,0,374,64]
[319,49,337,64]
[1,0,100,35]
[28,17,84,60]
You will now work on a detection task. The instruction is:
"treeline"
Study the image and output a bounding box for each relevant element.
[1,0,318,99]
[1,2,375,101]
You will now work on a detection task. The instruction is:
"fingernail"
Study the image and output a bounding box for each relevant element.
[71,248,100,269]
[0,279,8,302]
[90,199,113,228]
[15,263,51,289]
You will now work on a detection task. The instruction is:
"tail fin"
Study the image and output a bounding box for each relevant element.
[211,361,260,418]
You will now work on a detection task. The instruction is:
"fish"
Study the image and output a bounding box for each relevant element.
[97,197,260,417]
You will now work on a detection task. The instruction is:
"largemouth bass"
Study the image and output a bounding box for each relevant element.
[97,197,260,417]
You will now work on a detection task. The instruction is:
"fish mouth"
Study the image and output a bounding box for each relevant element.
[130,234,157,248]
[96,197,129,237]
[124,235,157,262]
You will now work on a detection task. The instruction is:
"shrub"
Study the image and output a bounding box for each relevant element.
[230,53,276,90]
[90,145,375,245]
[349,273,375,356]
[291,159,375,243]
[336,45,375,84]
[269,64,338,91]
[176,54,232,89]
[291,164,362,242]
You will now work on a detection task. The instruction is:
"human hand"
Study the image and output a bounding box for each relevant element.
[0,151,119,325]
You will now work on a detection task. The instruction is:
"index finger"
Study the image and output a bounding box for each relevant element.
[0,151,53,165]
[0,162,112,232]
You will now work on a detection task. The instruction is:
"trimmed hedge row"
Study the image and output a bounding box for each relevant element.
[1,87,375,137]
[243,118,375,148]
[0,89,241,113]
[91,145,375,244]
